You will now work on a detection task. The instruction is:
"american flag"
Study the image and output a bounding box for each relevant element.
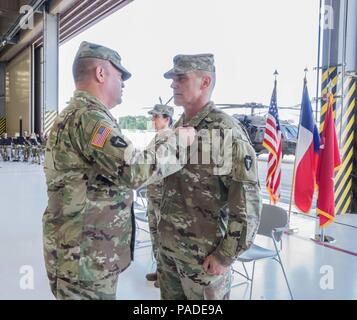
[262,80,282,204]
[91,125,112,148]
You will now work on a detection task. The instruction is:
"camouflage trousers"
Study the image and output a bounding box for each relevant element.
[30,147,41,164]
[48,273,119,300]
[157,250,231,300]
[147,200,160,260]
[0,146,11,161]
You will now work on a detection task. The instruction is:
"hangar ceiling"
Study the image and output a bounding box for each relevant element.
[0,0,133,62]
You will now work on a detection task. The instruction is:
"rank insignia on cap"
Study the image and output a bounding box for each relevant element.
[244,155,253,171]
[91,125,112,148]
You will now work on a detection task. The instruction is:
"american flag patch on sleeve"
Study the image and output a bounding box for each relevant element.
[91,125,112,148]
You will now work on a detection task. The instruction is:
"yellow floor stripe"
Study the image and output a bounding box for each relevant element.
[45,117,56,128]
[336,173,352,207]
[0,118,5,134]
[335,84,342,119]
[336,179,352,213]
[344,77,352,89]
[345,82,356,101]
[320,102,328,116]
[321,67,336,83]
[45,112,57,121]
[339,94,355,126]
[45,112,57,124]
[341,195,352,215]
[341,115,355,143]
[338,97,355,134]
[335,147,352,181]
[344,97,355,117]
[321,71,328,84]
[335,148,353,181]
[339,80,355,119]
[342,133,354,154]
[331,75,338,88]
[44,112,57,134]
[333,77,356,215]
[335,163,352,199]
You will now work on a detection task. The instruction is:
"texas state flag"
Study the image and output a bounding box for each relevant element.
[294,82,320,213]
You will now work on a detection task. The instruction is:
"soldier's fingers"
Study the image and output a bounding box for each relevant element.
[202,259,210,273]
[212,263,224,276]
[205,262,215,275]
[208,264,219,276]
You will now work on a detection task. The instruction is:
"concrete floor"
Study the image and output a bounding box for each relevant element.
[0,162,356,300]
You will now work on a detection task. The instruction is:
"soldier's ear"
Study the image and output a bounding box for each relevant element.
[200,75,212,90]
[95,65,106,84]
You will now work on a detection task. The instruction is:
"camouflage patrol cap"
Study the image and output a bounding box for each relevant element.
[74,41,131,81]
[148,104,174,117]
[164,54,215,79]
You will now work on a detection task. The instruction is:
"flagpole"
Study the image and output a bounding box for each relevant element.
[320,90,335,243]
[264,70,281,207]
[273,70,278,208]
[287,69,309,234]
[274,69,278,83]
[287,150,298,233]
[313,90,336,244]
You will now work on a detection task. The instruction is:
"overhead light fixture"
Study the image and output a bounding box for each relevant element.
[0,0,46,51]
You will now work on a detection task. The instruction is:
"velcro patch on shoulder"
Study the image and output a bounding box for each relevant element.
[91,125,112,148]
[110,136,128,148]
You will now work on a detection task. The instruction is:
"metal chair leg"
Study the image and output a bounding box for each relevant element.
[242,262,250,280]
[231,262,252,288]
[274,240,293,300]
[249,260,256,300]
[276,253,294,300]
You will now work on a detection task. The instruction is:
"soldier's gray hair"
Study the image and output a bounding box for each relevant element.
[72,57,109,83]
[195,70,216,94]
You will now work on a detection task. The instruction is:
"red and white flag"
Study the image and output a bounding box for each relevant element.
[294,81,320,213]
[263,79,282,204]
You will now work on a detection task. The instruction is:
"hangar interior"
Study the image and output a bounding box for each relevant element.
[0,0,356,300]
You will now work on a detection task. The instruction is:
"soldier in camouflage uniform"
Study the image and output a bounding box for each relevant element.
[13,133,27,162]
[0,133,13,161]
[28,133,41,164]
[145,104,174,287]
[42,41,194,300]
[158,54,262,300]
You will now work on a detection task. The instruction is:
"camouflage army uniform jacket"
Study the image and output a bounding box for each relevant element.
[147,131,169,207]
[158,101,262,266]
[43,91,182,283]
[147,181,163,207]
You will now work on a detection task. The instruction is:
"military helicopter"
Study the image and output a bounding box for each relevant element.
[143,100,300,157]
[217,103,300,157]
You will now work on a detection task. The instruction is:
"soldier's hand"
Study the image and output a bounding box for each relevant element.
[202,255,228,276]
[175,126,196,147]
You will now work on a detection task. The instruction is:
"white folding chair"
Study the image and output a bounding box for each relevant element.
[232,203,293,300]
